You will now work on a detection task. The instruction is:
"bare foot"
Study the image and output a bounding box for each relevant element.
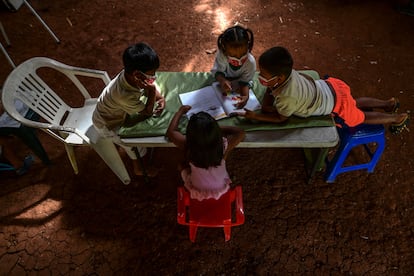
[384,97,400,113]
[389,112,410,134]
[395,112,409,124]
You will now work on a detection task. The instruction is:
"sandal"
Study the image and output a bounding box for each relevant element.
[389,113,410,134]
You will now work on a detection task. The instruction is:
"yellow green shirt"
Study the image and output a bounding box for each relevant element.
[271,69,335,118]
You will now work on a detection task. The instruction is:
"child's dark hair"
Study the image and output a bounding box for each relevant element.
[218,25,254,54]
[259,46,293,77]
[122,42,160,74]
[186,112,223,169]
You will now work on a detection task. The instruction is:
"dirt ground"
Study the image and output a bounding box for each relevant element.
[1,0,414,274]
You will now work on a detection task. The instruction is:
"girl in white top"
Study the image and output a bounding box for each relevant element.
[211,25,256,109]
[239,46,409,135]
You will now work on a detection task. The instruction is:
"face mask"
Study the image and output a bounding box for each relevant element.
[271,82,279,91]
[140,71,157,84]
[228,53,248,67]
[258,74,278,87]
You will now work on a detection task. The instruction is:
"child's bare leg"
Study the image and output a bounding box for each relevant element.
[132,158,159,177]
[132,159,143,175]
[122,146,159,177]
[363,111,408,125]
[356,97,397,112]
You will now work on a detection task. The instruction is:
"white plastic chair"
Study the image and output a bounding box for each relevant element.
[0,21,16,68]
[1,57,131,184]
[2,0,60,43]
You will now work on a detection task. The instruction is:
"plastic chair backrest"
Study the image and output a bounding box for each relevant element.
[189,190,233,226]
[177,186,245,242]
[1,57,110,145]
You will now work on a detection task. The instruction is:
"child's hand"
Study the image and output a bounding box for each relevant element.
[234,108,255,119]
[179,105,192,114]
[234,95,248,109]
[220,80,232,94]
[136,77,157,93]
[153,98,165,117]
[156,98,165,110]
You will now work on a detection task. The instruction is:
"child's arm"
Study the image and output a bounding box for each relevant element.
[215,73,232,93]
[234,89,289,123]
[221,126,245,159]
[166,105,191,150]
[139,83,157,117]
[153,89,165,116]
[261,90,277,113]
[234,84,250,109]
[241,109,289,123]
[123,86,157,127]
[212,52,232,93]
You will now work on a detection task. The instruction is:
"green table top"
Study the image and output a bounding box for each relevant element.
[118,71,334,138]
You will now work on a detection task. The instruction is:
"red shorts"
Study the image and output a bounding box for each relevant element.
[326,77,365,127]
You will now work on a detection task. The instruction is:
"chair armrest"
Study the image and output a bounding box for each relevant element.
[234,186,245,224]
[64,68,111,99]
[43,58,111,99]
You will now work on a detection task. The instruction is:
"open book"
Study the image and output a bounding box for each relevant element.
[178,82,261,120]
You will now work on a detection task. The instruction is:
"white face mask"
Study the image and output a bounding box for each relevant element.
[228,53,248,67]
[140,71,157,84]
[258,74,278,87]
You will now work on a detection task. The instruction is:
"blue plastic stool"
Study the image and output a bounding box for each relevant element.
[325,124,386,183]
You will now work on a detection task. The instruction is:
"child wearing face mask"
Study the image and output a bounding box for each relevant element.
[211,25,256,109]
[92,42,165,176]
[238,46,410,135]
